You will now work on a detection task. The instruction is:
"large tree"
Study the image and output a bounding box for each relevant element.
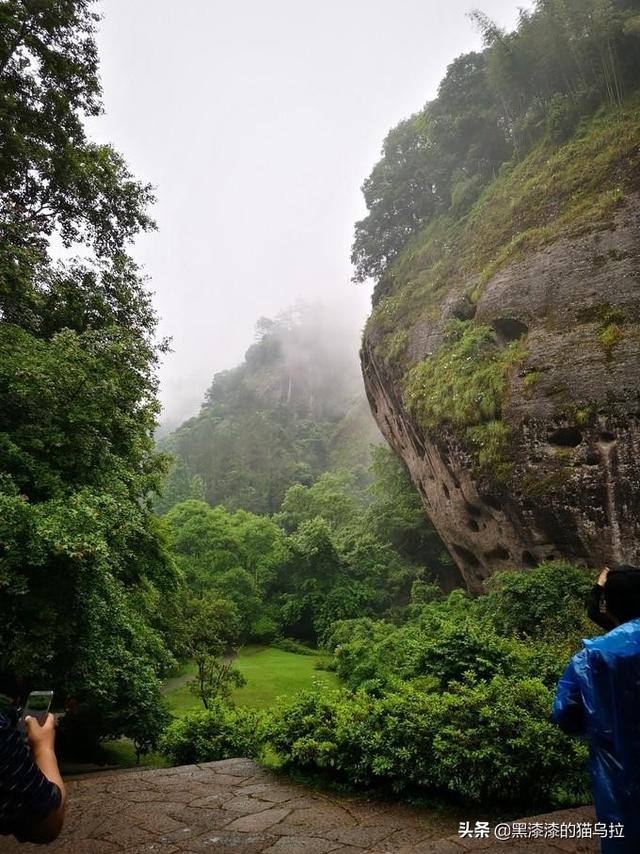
[0,0,177,746]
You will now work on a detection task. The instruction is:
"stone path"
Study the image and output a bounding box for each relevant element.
[4,758,598,853]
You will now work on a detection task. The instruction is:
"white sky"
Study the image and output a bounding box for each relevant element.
[88,0,530,430]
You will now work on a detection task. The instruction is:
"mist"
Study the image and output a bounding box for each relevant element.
[86,0,531,430]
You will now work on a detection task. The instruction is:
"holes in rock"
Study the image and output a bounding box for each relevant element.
[467,518,480,532]
[450,296,476,322]
[452,544,482,568]
[485,545,511,562]
[492,317,529,343]
[548,426,583,447]
[585,450,600,466]
[467,504,482,517]
[522,550,537,568]
[600,431,616,444]
[485,495,503,511]
[442,483,451,500]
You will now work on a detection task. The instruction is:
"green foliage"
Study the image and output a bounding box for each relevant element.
[370,97,639,343]
[163,500,289,638]
[599,322,625,356]
[153,457,205,516]
[483,561,595,639]
[351,113,439,282]
[261,560,596,806]
[364,446,453,579]
[163,451,447,646]
[403,322,525,479]
[276,469,369,533]
[353,0,640,284]
[466,420,513,482]
[0,1,155,320]
[0,0,177,747]
[404,322,526,431]
[263,678,587,806]
[189,657,246,710]
[271,638,320,656]
[160,703,263,765]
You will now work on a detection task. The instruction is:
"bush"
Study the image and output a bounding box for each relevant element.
[271,637,319,655]
[159,703,263,765]
[264,679,588,807]
[483,561,594,639]
[250,614,279,643]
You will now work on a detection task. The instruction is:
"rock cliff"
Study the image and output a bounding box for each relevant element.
[361,106,640,591]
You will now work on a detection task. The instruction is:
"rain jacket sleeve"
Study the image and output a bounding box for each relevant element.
[552,652,586,737]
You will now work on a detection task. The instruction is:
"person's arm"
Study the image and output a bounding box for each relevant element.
[587,568,617,631]
[552,655,586,736]
[23,713,66,843]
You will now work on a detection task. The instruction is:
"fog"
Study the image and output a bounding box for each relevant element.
[88,0,530,431]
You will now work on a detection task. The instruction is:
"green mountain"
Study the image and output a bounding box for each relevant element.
[156,307,382,515]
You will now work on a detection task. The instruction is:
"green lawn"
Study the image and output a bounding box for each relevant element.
[163,645,338,717]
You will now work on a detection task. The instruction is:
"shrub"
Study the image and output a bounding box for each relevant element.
[430,677,588,805]
[159,703,263,765]
[271,637,319,655]
[483,561,594,639]
[264,678,588,807]
[409,619,522,689]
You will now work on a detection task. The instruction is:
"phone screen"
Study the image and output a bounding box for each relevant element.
[21,691,53,727]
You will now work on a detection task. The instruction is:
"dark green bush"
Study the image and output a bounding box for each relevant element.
[159,703,263,765]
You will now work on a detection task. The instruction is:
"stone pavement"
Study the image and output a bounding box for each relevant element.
[3,758,598,854]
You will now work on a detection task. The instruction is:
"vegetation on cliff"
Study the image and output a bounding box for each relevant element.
[359,0,640,486]
[354,0,640,287]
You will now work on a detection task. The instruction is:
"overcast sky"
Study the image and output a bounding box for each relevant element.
[88,0,530,430]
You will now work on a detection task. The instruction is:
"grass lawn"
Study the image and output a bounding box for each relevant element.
[163,645,338,717]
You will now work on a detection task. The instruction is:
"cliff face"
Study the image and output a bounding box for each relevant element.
[362,189,640,592]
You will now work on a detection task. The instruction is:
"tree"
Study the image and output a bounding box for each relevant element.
[353,0,640,284]
[0,0,154,321]
[351,113,438,283]
[183,598,244,710]
[0,0,176,746]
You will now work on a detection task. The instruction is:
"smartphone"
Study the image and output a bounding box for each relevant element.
[21,691,53,726]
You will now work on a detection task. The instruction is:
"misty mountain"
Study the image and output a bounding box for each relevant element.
[155,306,382,515]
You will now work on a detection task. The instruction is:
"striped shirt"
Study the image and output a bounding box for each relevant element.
[0,713,61,840]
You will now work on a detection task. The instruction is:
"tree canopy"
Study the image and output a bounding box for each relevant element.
[0,0,176,746]
[352,0,640,284]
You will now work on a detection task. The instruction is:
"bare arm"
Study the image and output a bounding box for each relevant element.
[24,714,67,843]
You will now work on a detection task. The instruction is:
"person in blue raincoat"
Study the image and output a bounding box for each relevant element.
[553,565,640,854]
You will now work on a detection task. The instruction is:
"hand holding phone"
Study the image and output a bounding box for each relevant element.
[22,691,54,725]
[18,691,54,739]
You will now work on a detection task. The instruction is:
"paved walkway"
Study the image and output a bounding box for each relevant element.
[4,758,598,853]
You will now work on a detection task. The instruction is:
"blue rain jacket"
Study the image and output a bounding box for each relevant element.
[553,618,640,853]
